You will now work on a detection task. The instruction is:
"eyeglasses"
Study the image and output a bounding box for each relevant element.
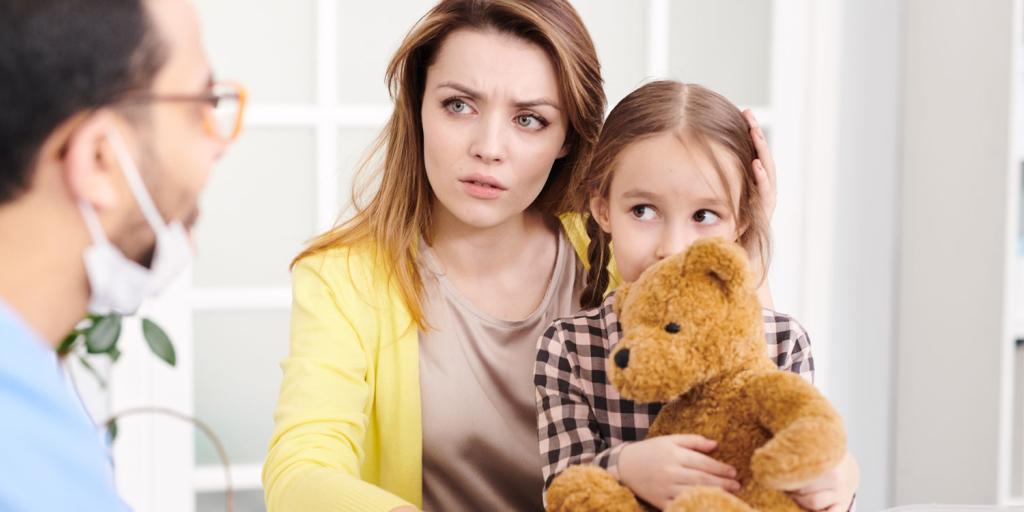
[123,81,248,142]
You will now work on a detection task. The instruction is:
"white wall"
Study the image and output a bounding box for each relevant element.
[824,1,904,510]
[894,0,1019,504]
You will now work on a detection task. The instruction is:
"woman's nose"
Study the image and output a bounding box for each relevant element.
[469,116,507,163]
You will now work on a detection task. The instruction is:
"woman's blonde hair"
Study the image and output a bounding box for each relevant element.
[579,80,770,308]
[293,0,605,328]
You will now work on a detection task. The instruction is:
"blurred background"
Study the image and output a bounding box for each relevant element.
[73,0,1024,510]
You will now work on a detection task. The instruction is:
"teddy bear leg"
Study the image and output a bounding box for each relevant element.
[664,486,756,512]
[545,465,644,512]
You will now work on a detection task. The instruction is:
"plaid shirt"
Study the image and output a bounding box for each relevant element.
[534,291,815,491]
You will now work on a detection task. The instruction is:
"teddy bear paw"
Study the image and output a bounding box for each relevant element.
[545,465,643,512]
[665,485,755,512]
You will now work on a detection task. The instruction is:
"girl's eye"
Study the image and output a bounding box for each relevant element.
[693,209,721,225]
[445,99,471,114]
[631,205,657,220]
[516,114,547,130]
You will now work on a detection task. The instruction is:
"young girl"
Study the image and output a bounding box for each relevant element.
[535,81,859,511]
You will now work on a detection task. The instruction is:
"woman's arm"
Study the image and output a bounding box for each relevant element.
[262,255,411,512]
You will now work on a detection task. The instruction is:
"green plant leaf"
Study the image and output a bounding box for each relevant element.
[85,314,121,354]
[142,319,176,367]
[58,332,80,357]
[106,419,118,444]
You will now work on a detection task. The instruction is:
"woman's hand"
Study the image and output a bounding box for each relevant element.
[787,451,860,512]
[616,435,739,510]
[742,109,778,223]
[742,109,778,308]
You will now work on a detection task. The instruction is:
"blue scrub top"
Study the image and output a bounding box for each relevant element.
[0,299,129,511]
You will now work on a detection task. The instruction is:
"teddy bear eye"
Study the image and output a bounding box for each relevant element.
[665,322,680,333]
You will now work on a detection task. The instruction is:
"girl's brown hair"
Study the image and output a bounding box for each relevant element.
[292,0,604,329]
[579,80,769,309]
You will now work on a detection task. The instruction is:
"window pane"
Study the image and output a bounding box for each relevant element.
[193,128,317,288]
[336,0,438,104]
[195,0,316,103]
[336,127,384,222]
[194,309,290,466]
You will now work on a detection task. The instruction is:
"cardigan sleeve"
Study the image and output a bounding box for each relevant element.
[262,253,411,512]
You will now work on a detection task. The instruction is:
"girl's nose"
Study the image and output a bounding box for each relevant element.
[655,225,696,260]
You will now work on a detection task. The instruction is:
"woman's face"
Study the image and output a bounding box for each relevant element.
[421,28,569,230]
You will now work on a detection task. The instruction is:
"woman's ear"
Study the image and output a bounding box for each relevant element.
[62,110,124,212]
[557,141,572,159]
[589,196,612,234]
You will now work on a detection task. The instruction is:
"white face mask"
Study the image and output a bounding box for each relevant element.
[77,129,193,315]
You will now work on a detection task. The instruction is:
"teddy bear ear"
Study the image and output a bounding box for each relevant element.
[681,237,753,297]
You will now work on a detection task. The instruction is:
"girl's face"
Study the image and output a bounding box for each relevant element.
[421,28,569,230]
[592,132,744,283]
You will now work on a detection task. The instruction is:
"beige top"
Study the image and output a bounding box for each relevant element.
[418,229,584,511]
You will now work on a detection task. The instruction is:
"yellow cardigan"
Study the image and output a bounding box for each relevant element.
[263,216,608,511]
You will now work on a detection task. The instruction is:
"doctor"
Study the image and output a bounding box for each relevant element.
[0,0,243,509]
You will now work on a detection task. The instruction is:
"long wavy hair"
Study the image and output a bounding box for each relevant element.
[579,80,770,309]
[293,0,605,328]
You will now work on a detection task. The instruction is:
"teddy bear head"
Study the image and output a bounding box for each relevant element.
[608,237,766,403]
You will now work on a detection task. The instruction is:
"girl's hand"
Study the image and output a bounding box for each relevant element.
[616,435,740,510]
[786,451,860,511]
[742,109,777,223]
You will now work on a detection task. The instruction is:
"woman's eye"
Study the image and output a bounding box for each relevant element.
[693,209,721,225]
[631,205,657,220]
[445,99,470,114]
[516,114,546,130]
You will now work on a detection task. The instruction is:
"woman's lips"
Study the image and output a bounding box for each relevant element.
[459,175,506,199]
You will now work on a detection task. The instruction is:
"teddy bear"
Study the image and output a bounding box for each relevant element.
[545,237,846,512]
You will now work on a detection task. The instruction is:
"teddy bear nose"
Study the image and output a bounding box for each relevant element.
[614,348,630,369]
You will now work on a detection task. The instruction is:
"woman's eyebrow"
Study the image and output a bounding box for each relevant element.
[436,81,561,110]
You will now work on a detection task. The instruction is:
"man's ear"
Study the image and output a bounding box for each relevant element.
[589,196,612,234]
[61,111,125,212]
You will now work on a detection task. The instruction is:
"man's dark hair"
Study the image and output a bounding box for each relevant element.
[0,0,167,204]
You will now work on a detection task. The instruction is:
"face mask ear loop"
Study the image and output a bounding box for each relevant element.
[77,200,111,245]
[106,128,170,233]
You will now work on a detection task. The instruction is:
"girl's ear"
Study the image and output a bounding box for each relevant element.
[735,217,750,244]
[590,196,612,233]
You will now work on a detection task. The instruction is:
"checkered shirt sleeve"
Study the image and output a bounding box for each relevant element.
[534,292,814,491]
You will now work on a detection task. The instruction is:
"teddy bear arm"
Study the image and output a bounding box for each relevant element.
[745,372,847,490]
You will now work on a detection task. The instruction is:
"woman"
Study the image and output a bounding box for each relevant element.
[262,1,777,510]
[263,2,604,510]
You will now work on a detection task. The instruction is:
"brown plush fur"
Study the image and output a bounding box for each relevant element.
[546,238,846,512]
